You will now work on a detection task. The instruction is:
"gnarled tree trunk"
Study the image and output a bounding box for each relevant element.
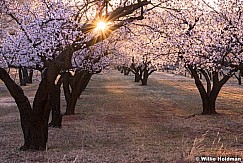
[140,67,156,86]
[130,63,141,82]
[0,65,60,150]
[0,68,33,149]
[188,65,231,115]
[64,70,92,115]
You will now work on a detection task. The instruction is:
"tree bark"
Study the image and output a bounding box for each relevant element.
[48,83,62,128]
[0,68,33,149]
[140,67,155,86]
[188,66,231,115]
[65,71,92,115]
[130,63,140,82]
[235,71,241,85]
[19,66,27,86]
[63,72,72,112]
[26,65,60,150]
[27,69,33,84]
[200,92,217,115]
[141,69,148,85]
[1,64,61,150]
[238,72,241,85]
[135,73,140,82]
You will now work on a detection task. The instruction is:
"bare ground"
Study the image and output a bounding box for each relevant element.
[0,70,243,162]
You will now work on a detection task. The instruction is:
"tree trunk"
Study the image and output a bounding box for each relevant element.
[135,72,140,82]
[141,69,148,85]
[63,72,72,113]
[27,69,33,84]
[64,71,80,115]
[141,76,148,85]
[24,79,50,150]
[82,73,92,93]
[19,66,26,86]
[117,66,121,71]
[0,68,33,150]
[201,95,217,115]
[65,71,92,115]
[238,72,241,85]
[22,68,28,83]
[1,64,60,150]
[124,67,130,75]
[48,84,62,128]
[188,66,230,115]
[199,72,202,79]
[235,71,242,85]
[26,65,60,150]
[130,64,140,82]
[189,67,217,115]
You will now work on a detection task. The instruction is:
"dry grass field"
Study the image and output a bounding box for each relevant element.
[0,70,243,162]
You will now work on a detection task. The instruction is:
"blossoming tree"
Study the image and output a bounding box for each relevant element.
[114,28,160,85]
[0,0,153,150]
[158,0,243,114]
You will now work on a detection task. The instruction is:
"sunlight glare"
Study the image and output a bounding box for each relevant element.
[96,21,107,32]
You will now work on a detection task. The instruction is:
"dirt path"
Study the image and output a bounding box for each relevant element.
[0,70,243,162]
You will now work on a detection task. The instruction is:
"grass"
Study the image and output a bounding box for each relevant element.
[0,70,243,162]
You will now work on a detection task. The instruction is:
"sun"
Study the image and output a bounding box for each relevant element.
[96,21,108,32]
